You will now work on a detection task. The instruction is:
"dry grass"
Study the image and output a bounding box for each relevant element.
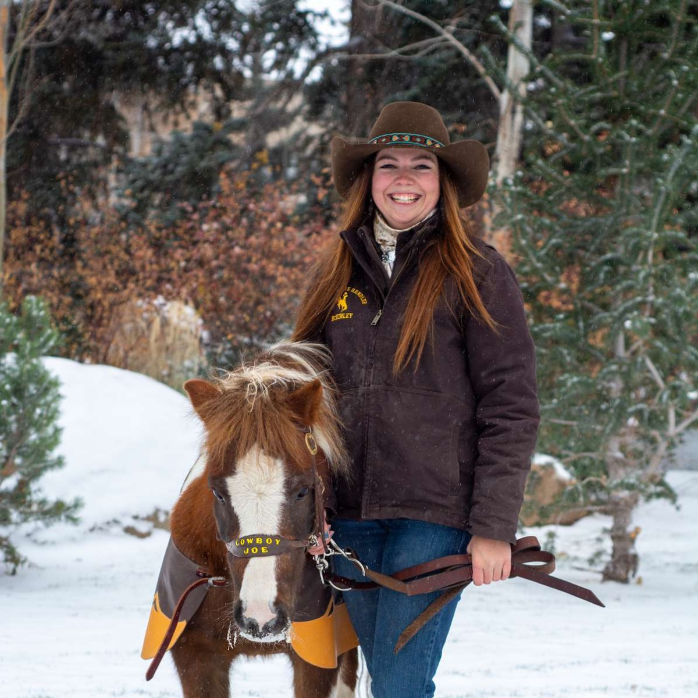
[104,298,205,389]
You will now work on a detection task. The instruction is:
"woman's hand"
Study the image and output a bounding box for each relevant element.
[306,511,333,556]
[466,535,511,586]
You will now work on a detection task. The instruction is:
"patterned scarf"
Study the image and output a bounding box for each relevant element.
[372,207,437,277]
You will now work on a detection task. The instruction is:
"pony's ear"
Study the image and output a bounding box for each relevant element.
[184,379,220,416]
[286,379,323,427]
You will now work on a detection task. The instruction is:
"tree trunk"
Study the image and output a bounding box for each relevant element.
[602,491,640,583]
[344,0,392,136]
[602,415,642,584]
[486,0,532,253]
[0,1,9,298]
[494,0,532,185]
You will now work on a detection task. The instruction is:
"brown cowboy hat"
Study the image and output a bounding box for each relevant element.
[331,101,490,208]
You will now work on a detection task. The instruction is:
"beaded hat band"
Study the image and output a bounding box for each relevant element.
[368,133,445,149]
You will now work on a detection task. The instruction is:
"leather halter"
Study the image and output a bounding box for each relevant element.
[226,427,329,559]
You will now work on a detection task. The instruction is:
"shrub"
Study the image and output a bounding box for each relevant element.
[0,297,81,573]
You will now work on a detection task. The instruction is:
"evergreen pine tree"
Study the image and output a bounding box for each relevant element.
[0,297,80,572]
[493,0,698,581]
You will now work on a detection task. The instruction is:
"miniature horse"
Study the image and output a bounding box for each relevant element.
[169,342,357,698]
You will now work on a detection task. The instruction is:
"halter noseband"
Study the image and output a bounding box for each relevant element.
[227,535,308,558]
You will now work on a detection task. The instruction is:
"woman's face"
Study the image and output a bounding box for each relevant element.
[371,148,440,229]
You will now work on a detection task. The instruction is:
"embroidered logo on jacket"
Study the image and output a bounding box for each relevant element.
[331,286,367,322]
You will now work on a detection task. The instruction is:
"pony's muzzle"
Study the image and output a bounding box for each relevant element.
[233,599,290,641]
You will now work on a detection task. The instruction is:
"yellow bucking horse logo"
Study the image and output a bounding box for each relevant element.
[331,287,367,322]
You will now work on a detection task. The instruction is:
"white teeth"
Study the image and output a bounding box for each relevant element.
[390,195,420,203]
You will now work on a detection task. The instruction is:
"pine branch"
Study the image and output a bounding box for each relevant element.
[666,0,688,64]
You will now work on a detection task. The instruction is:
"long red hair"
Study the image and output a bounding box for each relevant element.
[292,156,499,373]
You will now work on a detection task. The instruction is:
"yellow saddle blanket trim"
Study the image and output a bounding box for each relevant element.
[141,537,358,669]
[141,592,187,660]
[142,590,358,670]
[289,597,358,669]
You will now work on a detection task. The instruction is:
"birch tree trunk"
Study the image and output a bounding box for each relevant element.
[487,0,532,251]
[601,332,641,583]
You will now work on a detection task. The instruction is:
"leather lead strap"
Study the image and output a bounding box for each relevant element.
[146,575,228,681]
[395,584,465,654]
[324,535,605,653]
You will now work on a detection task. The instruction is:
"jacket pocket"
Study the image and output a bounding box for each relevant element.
[366,387,462,508]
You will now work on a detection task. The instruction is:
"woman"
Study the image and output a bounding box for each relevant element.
[295,102,540,698]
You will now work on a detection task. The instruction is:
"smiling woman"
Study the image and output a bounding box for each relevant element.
[292,101,541,698]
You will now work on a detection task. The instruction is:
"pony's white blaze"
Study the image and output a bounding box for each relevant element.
[226,445,286,630]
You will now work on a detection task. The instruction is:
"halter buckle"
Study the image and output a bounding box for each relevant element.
[305,431,318,455]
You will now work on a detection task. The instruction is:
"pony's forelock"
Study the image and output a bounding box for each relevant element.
[204,341,348,476]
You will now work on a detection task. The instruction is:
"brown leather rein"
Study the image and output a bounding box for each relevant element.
[146,427,604,679]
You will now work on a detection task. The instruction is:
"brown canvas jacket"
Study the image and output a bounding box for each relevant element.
[317,210,540,545]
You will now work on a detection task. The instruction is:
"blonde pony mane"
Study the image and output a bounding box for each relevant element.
[209,341,348,475]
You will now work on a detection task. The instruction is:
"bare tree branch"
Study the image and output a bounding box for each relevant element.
[675,408,698,435]
[362,0,501,101]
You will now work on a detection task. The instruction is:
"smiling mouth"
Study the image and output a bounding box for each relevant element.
[389,194,422,204]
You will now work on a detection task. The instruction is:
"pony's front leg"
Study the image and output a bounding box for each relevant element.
[170,632,234,698]
[289,649,357,698]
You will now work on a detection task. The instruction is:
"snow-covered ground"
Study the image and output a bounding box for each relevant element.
[1,358,696,698]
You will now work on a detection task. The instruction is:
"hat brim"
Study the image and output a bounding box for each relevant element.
[331,137,490,209]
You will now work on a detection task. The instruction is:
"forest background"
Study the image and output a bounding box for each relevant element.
[1,0,697,583]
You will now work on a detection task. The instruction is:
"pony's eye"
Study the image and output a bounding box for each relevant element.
[212,488,226,503]
[295,486,310,500]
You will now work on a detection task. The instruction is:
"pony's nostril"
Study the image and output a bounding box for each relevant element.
[245,618,260,635]
[262,606,290,633]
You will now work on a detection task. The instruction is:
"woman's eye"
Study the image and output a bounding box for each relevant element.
[212,489,226,503]
[295,486,310,500]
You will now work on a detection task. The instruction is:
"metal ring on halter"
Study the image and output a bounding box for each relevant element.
[330,542,366,577]
[305,431,318,455]
[313,554,329,572]
[327,576,354,592]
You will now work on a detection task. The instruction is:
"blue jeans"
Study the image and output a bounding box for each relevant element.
[331,518,472,698]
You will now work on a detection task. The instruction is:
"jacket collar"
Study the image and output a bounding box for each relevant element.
[340,206,442,298]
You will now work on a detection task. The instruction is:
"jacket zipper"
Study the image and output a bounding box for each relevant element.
[360,246,416,516]
[369,247,415,326]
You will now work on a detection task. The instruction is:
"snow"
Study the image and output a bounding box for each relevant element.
[34,357,203,538]
[532,453,574,481]
[1,358,697,697]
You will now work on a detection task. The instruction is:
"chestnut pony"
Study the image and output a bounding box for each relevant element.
[169,341,357,698]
